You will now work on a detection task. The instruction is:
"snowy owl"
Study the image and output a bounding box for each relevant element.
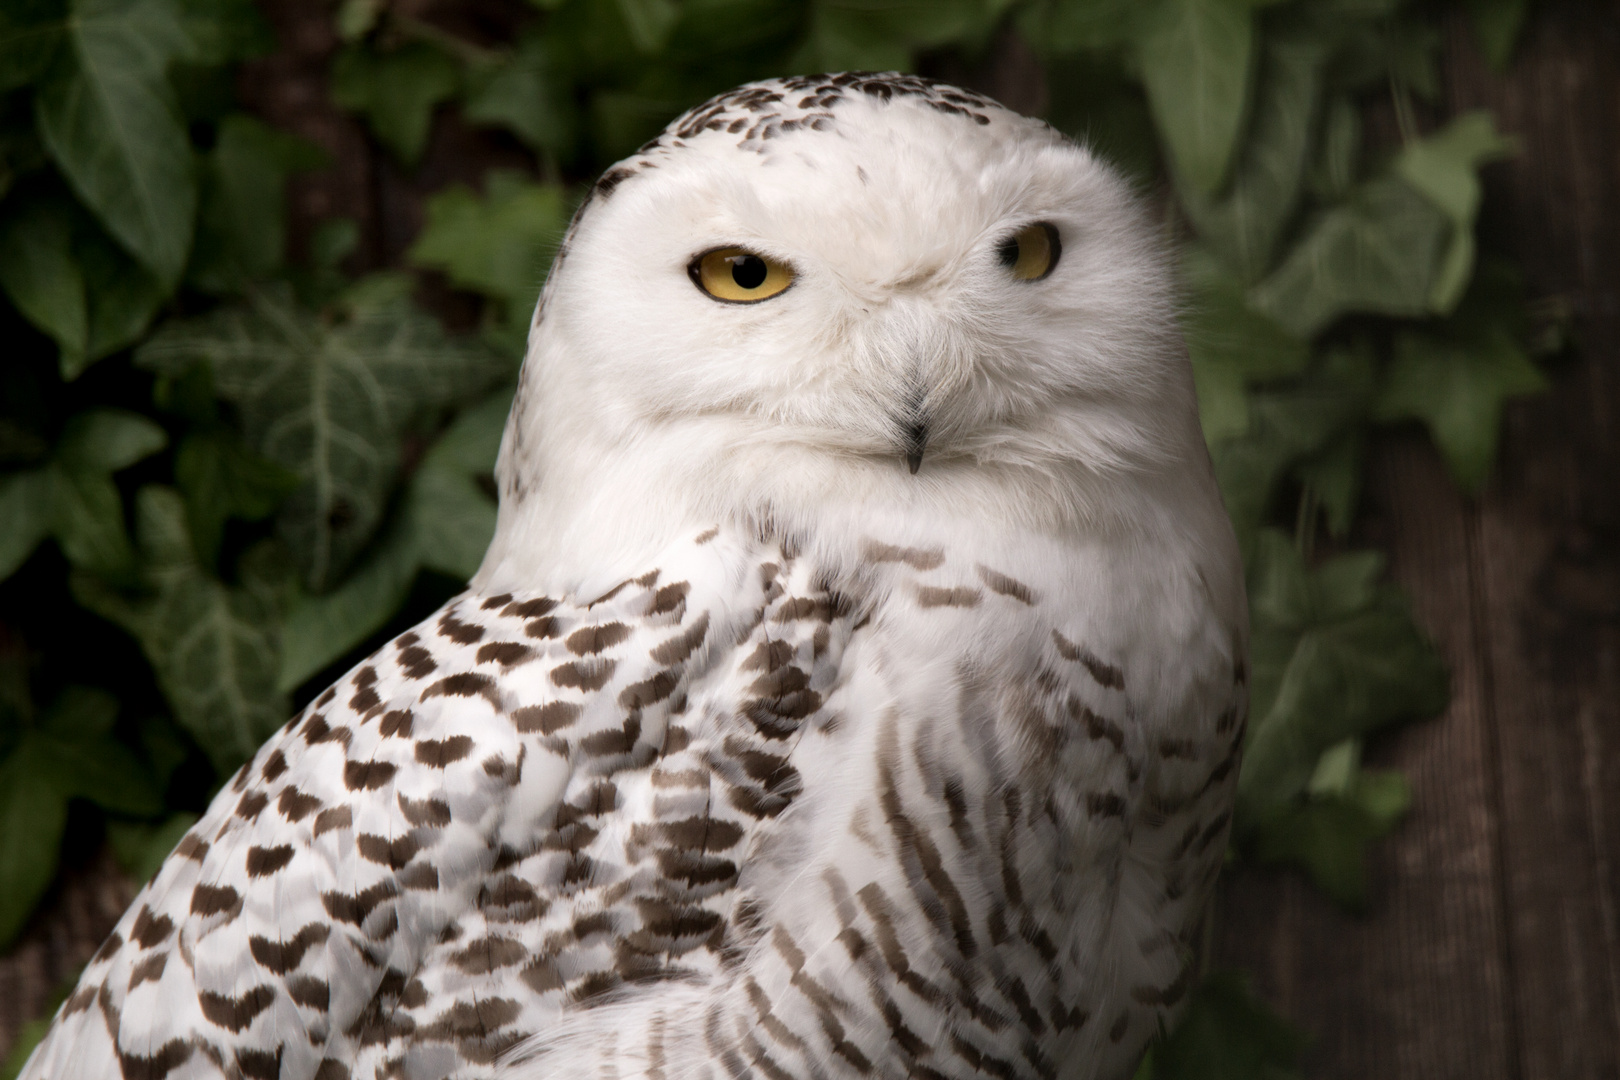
[21,73,1246,1080]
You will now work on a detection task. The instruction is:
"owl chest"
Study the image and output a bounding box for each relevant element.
[717,544,1239,1078]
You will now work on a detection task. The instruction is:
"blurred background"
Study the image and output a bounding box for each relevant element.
[0,0,1614,1076]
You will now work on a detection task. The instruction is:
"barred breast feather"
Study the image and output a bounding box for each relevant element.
[20,521,1243,1080]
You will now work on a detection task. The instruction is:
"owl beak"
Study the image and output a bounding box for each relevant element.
[907,404,933,472]
[902,416,928,475]
[899,382,929,475]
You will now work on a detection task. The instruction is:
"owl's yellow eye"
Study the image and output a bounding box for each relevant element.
[689,248,795,303]
[997,222,1061,281]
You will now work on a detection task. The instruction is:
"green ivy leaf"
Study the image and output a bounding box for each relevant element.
[49,463,138,574]
[1248,739,1411,908]
[0,684,161,947]
[1178,32,1326,282]
[331,41,459,164]
[1392,111,1516,313]
[0,192,166,378]
[1248,532,1383,629]
[175,427,301,568]
[408,172,569,324]
[137,284,508,591]
[0,471,55,580]
[1184,248,1310,444]
[34,0,196,286]
[463,31,577,157]
[0,408,166,581]
[1145,970,1306,1080]
[72,486,287,774]
[52,409,170,575]
[189,113,327,293]
[0,124,50,217]
[275,514,418,693]
[0,746,69,947]
[1248,176,1450,338]
[275,388,508,692]
[411,389,506,580]
[1304,95,1358,202]
[1017,0,1144,52]
[1211,343,1375,547]
[1137,0,1255,195]
[55,407,169,473]
[1374,325,1546,492]
[175,0,272,65]
[615,0,680,54]
[49,407,170,576]
[34,686,162,816]
[1238,531,1447,820]
[1385,16,1441,99]
[1250,796,1379,906]
[0,194,86,363]
[1463,0,1529,71]
[76,222,167,372]
[1292,429,1362,538]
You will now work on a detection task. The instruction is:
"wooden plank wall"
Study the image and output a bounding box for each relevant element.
[1219,5,1620,1078]
[1,5,1616,1077]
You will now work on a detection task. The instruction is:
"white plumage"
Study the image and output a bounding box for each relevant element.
[21,74,1246,1080]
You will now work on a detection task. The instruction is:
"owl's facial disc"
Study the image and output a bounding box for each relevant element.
[522,77,1190,510]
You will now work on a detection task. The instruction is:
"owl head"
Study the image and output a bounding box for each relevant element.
[481,74,1215,589]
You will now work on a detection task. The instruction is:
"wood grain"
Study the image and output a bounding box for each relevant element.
[1219,433,1520,1080]
[1448,3,1620,1075]
[1219,4,1620,1077]
[0,850,133,1060]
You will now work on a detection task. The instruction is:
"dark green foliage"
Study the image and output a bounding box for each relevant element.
[463,30,577,158]
[0,408,167,580]
[1137,972,1309,1079]
[71,487,290,772]
[34,0,199,287]
[1463,0,1530,71]
[276,388,508,692]
[0,192,167,378]
[1374,258,1550,491]
[189,115,327,293]
[1137,0,1258,196]
[0,683,162,945]
[1235,531,1447,903]
[332,41,460,164]
[408,172,571,351]
[137,284,509,590]
[0,0,1554,1067]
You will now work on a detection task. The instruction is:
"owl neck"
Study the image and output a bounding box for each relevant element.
[474,375,1228,603]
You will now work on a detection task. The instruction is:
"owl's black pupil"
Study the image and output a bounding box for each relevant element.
[997,237,1020,267]
[730,255,768,289]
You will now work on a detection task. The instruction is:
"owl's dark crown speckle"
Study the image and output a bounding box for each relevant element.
[592,73,1007,200]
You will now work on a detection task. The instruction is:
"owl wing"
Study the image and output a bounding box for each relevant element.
[18,527,777,1080]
